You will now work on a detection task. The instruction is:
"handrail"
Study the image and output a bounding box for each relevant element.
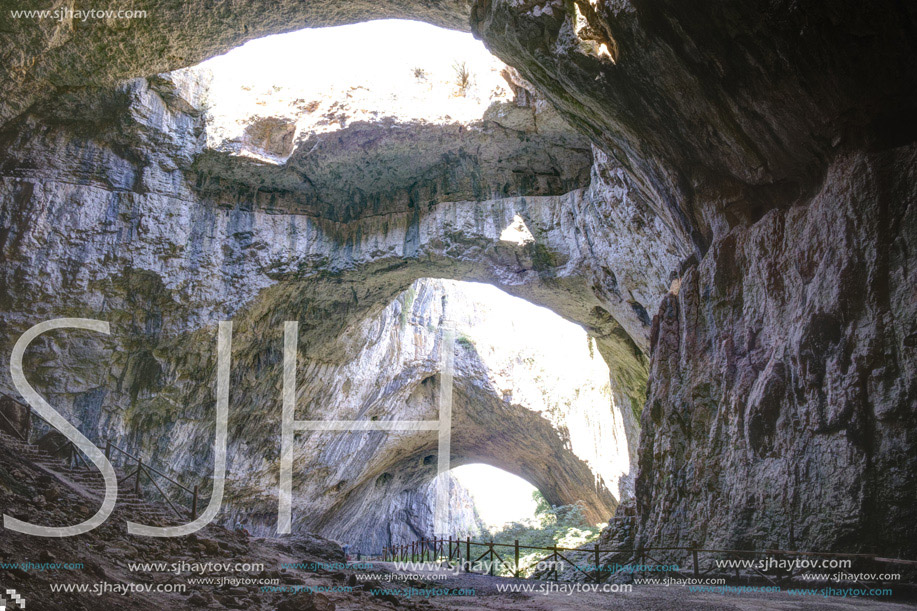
[388,538,897,558]
[381,536,917,584]
[0,392,29,441]
[106,441,194,495]
[0,408,28,441]
[0,390,200,521]
[104,439,200,520]
[59,439,91,470]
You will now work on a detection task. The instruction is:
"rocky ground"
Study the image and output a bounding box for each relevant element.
[376,562,917,611]
[0,430,430,610]
[4,431,914,611]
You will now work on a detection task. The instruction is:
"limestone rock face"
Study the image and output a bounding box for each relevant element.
[0,61,677,549]
[637,145,917,558]
[190,95,593,223]
[468,0,917,557]
[471,0,917,249]
[0,0,475,125]
[0,71,675,402]
[1,0,914,561]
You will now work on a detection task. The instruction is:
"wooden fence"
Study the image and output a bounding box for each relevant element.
[382,536,917,585]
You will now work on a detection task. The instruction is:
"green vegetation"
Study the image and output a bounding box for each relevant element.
[488,491,604,576]
[525,242,558,271]
[400,285,416,328]
[455,334,475,349]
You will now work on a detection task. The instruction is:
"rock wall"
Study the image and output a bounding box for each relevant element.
[0,0,476,125]
[1,0,913,559]
[468,0,917,556]
[0,64,679,549]
[472,0,917,250]
[637,145,917,558]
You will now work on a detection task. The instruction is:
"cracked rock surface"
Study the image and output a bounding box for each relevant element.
[0,57,678,549]
[1,0,914,561]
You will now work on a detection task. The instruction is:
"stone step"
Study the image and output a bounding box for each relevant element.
[2,430,194,526]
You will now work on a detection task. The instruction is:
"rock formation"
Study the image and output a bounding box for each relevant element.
[0,55,676,549]
[0,0,914,563]
[468,0,917,557]
[638,146,917,558]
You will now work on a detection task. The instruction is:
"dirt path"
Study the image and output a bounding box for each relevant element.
[370,561,917,611]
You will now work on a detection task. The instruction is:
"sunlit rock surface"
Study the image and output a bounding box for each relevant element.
[170,37,594,222]
[0,1,477,126]
[251,277,633,549]
[2,0,912,560]
[0,54,677,549]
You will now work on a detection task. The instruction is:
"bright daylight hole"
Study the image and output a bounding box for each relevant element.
[451,463,539,530]
[419,279,630,539]
[171,20,629,543]
[176,20,513,161]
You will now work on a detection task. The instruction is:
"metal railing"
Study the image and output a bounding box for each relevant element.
[0,410,26,441]
[104,439,200,520]
[0,392,29,441]
[382,536,917,585]
[383,536,606,580]
[0,391,200,521]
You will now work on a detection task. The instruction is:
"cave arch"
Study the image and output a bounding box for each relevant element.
[0,18,684,552]
[0,0,914,563]
[0,17,683,415]
[275,278,632,551]
[0,20,674,552]
[0,2,476,126]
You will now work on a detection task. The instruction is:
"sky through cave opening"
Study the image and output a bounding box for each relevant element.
[397,278,632,538]
[450,463,539,531]
[151,20,629,546]
[173,20,514,163]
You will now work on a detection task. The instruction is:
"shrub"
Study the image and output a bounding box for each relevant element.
[487,491,604,576]
[452,61,472,97]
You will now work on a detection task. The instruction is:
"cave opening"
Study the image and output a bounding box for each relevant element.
[449,463,540,531]
[166,17,596,221]
[0,14,652,552]
[140,21,641,547]
[0,5,914,608]
[174,19,513,163]
[288,277,634,551]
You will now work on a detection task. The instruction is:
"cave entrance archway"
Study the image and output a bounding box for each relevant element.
[0,18,672,553]
[188,19,514,152]
[270,278,635,552]
[449,463,541,532]
[176,18,596,222]
[149,21,660,550]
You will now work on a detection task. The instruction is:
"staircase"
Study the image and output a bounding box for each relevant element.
[0,427,182,527]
